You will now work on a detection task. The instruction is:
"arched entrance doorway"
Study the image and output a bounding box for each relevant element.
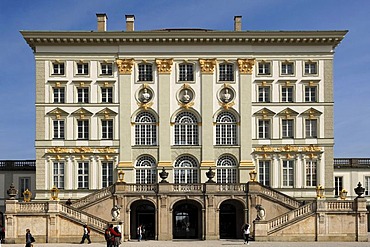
[130,200,156,240]
[219,199,245,239]
[173,200,202,239]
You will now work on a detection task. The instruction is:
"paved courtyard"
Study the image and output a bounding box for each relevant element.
[1,239,370,247]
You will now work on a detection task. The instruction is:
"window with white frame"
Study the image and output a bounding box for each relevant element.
[53,161,65,189]
[77,62,89,75]
[101,87,113,103]
[334,176,343,197]
[53,87,65,103]
[305,119,317,138]
[305,86,317,102]
[258,119,270,139]
[19,177,30,197]
[258,62,271,75]
[174,156,198,184]
[281,86,293,102]
[215,111,237,145]
[77,120,89,140]
[135,111,157,145]
[305,160,317,187]
[77,87,89,103]
[53,120,65,139]
[258,86,270,102]
[282,119,294,138]
[216,155,237,183]
[174,112,199,145]
[78,161,89,189]
[138,63,153,81]
[304,61,317,75]
[179,63,194,81]
[102,119,113,140]
[135,155,157,184]
[102,161,113,187]
[101,63,113,75]
[259,160,270,186]
[281,62,294,75]
[282,160,294,186]
[219,63,234,81]
[52,62,65,75]
[365,176,370,196]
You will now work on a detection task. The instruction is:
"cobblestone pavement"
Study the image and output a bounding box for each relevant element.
[1,239,370,247]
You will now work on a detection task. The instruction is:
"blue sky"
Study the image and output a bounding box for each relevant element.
[0,0,369,159]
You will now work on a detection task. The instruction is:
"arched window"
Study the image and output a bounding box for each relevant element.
[215,111,237,145]
[217,155,238,183]
[135,155,157,184]
[174,112,199,145]
[135,111,157,145]
[174,156,199,184]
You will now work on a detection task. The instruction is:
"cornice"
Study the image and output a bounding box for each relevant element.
[20,30,348,52]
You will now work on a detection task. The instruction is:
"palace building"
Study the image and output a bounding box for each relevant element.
[12,14,364,243]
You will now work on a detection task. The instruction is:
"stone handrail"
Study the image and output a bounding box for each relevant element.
[173,184,203,192]
[18,202,48,212]
[72,185,114,209]
[324,201,354,210]
[218,183,246,192]
[268,202,315,233]
[255,183,302,209]
[126,184,157,192]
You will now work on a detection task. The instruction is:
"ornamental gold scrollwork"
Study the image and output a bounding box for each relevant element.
[116,59,134,75]
[199,59,216,73]
[156,59,173,74]
[253,145,322,154]
[237,59,255,74]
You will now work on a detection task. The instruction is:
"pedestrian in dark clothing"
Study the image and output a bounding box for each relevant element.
[25,228,35,247]
[104,225,112,247]
[80,224,91,244]
[108,224,121,247]
[242,223,250,245]
[66,198,72,206]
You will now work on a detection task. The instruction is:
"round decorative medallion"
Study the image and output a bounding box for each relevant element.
[218,86,235,103]
[178,87,194,104]
[137,87,153,103]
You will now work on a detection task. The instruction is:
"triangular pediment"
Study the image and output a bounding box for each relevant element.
[301,108,322,117]
[96,108,118,118]
[72,108,93,116]
[253,108,276,117]
[47,107,69,117]
[278,108,299,117]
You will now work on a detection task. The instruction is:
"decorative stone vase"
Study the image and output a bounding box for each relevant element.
[7,183,18,199]
[354,182,365,198]
[206,167,216,183]
[159,167,169,183]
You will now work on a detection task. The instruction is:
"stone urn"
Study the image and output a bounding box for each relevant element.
[354,182,365,198]
[159,167,169,183]
[206,167,216,183]
[7,183,18,199]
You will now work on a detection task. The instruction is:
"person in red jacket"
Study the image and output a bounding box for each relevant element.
[108,224,121,247]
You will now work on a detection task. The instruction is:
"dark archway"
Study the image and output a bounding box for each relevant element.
[130,200,156,240]
[219,199,245,239]
[173,200,202,239]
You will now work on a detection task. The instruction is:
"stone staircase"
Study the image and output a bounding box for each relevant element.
[72,184,115,209]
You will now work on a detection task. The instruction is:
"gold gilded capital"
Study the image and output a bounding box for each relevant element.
[199,59,216,74]
[237,59,255,74]
[116,59,134,75]
[156,59,173,74]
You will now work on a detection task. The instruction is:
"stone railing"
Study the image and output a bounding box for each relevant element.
[218,183,246,192]
[72,185,114,209]
[255,183,301,209]
[125,184,157,192]
[173,184,203,192]
[18,202,48,212]
[324,200,354,210]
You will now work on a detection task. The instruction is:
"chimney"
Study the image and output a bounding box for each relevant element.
[96,13,107,31]
[234,16,242,31]
[125,15,135,31]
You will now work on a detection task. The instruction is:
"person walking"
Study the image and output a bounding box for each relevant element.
[25,228,35,247]
[80,224,91,244]
[242,223,250,245]
[113,227,121,247]
[137,224,142,241]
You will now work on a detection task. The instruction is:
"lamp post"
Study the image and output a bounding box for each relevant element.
[316,184,324,199]
[50,185,59,200]
[23,189,32,202]
[249,170,257,182]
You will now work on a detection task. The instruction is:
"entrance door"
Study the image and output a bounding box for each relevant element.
[219,203,236,238]
[131,201,156,240]
[173,202,200,239]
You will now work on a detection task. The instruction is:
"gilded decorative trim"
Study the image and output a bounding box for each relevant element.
[239,161,254,167]
[156,59,173,74]
[116,59,134,75]
[138,101,154,110]
[46,147,117,154]
[200,161,215,167]
[237,58,255,74]
[253,145,322,153]
[178,101,194,109]
[158,161,172,167]
[118,161,133,168]
[218,101,235,110]
[199,59,216,74]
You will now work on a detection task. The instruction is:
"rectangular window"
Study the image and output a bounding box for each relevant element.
[258,62,271,75]
[305,119,317,138]
[281,62,294,75]
[305,62,317,75]
[52,63,65,75]
[334,176,343,197]
[53,120,65,139]
[364,176,370,196]
[78,162,89,189]
[305,86,317,102]
[282,160,294,187]
[77,87,89,103]
[102,120,113,140]
[102,162,113,187]
[77,120,89,140]
[138,64,153,81]
[258,119,270,139]
[101,63,113,75]
[101,87,113,103]
[219,64,234,81]
[281,86,293,102]
[77,63,89,75]
[53,87,65,103]
[19,177,30,197]
[259,160,270,186]
[305,160,317,187]
[179,64,194,81]
[53,162,65,189]
[282,119,294,138]
[258,86,270,102]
